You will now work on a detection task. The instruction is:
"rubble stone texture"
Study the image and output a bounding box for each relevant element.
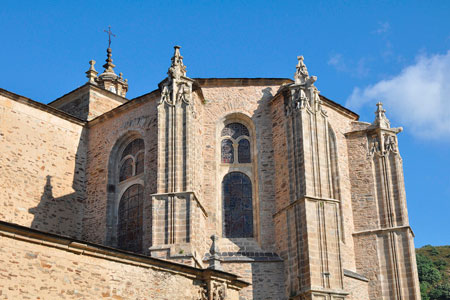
[0,46,420,299]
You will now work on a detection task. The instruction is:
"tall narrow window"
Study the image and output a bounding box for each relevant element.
[111,137,146,252]
[238,139,250,163]
[118,184,143,252]
[221,139,234,163]
[222,172,253,238]
[221,123,251,164]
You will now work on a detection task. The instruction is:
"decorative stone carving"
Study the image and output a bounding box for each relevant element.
[367,103,402,156]
[193,283,208,300]
[384,134,397,153]
[85,60,98,83]
[93,47,129,97]
[294,56,317,85]
[121,115,152,129]
[159,46,194,107]
[372,102,390,129]
[212,282,227,300]
[286,55,325,116]
[369,135,381,155]
[168,46,187,81]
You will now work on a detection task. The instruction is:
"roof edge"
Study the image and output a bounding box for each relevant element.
[269,85,359,120]
[87,88,161,127]
[0,88,86,126]
[320,94,359,120]
[0,220,249,288]
[48,83,128,107]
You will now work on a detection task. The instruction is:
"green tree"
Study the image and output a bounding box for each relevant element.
[417,253,442,284]
[429,282,450,300]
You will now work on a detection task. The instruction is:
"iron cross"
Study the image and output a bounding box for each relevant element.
[104,26,116,48]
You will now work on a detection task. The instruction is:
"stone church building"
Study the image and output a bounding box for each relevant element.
[0,45,421,299]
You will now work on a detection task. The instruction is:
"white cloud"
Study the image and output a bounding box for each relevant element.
[328,54,370,78]
[328,54,346,71]
[347,51,450,139]
[373,21,390,35]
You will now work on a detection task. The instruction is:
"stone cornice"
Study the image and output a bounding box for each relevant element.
[343,269,369,282]
[0,220,249,289]
[270,84,360,120]
[352,225,415,237]
[273,195,340,218]
[151,191,208,218]
[345,126,403,137]
[193,77,293,87]
[0,88,86,126]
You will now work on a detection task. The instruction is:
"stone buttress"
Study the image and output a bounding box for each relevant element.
[346,104,421,300]
[275,56,347,300]
[149,46,208,267]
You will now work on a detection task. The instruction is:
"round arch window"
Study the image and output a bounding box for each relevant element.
[118,184,143,252]
[222,172,253,238]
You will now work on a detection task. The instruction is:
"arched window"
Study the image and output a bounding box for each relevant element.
[118,184,143,252]
[222,172,253,238]
[221,139,234,163]
[119,139,144,181]
[221,123,251,164]
[238,139,250,163]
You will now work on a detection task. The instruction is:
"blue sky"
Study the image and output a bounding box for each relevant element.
[1,1,449,247]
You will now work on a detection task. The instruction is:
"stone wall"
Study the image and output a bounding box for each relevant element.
[343,274,370,300]
[49,84,126,121]
[199,81,289,299]
[0,90,86,239]
[346,118,421,300]
[270,90,360,298]
[222,261,285,300]
[200,82,282,249]
[84,91,159,250]
[0,221,246,300]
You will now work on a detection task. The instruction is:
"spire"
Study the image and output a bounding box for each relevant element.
[294,55,317,85]
[102,47,116,74]
[372,102,390,128]
[85,60,98,83]
[168,45,187,80]
[207,235,222,270]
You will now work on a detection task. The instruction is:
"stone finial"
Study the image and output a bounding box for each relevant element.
[102,47,116,74]
[294,55,317,85]
[85,60,98,83]
[96,47,128,97]
[372,102,390,128]
[208,234,222,270]
[168,45,187,80]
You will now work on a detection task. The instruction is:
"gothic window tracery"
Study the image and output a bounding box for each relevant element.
[119,139,144,181]
[107,136,146,252]
[222,172,253,238]
[118,184,143,252]
[221,123,251,164]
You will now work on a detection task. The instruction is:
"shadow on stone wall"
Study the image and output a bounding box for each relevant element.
[28,128,86,239]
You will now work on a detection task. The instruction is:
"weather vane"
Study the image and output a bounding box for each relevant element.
[104,26,116,48]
